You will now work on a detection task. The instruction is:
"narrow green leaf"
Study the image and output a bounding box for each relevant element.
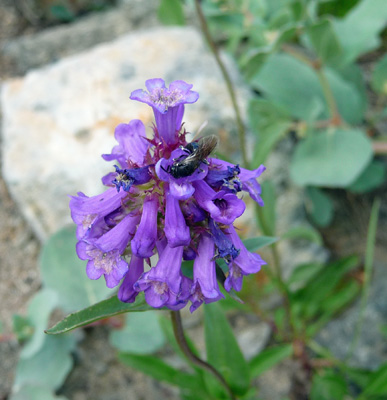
[158,0,185,26]
[305,187,333,227]
[242,236,278,252]
[40,226,112,313]
[204,302,250,396]
[287,262,325,286]
[358,363,387,398]
[282,225,323,246]
[291,129,373,188]
[109,312,165,354]
[249,344,293,378]
[119,353,202,391]
[310,370,347,400]
[46,293,156,335]
[347,198,380,362]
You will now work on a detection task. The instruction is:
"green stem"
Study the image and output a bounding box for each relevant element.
[194,0,249,168]
[170,311,237,400]
[281,44,342,125]
[346,198,380,362]
[271,245,295,338]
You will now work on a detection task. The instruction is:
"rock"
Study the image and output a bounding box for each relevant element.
[1,26,248,241]
[1,0,159,75]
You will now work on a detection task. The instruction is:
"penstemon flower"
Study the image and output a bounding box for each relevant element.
[69,78,266,311]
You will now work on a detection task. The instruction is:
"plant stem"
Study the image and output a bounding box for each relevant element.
[271,245,295,338]
[194,0,249,168]
[170,310,236,400]
[281,44,342,125]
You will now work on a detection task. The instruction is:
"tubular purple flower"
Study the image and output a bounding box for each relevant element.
[164,189,191,247]
[76,212,139,288]
[134,244,184,308]
[130,79,199,145]
[190,234,224,312]
[208,218,239,263]
[102,119,149,167]
[224,225,266,292]
[69,188,128,239]
[205,164,242,193]
[181,200,207,223]
[112,165,152,192]
[131,194,159,258]
[118,255,144,303]
[156,147,208,200]
[193,181,245,225]
[209,159,266,206]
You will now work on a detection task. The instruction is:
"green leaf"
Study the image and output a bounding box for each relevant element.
[242,236,278,252]
[10,385,68,400]
[359,363,387,398]
[13,315,34,343]
[14,335,76,391]
[291,129,373,188]
[348,160,386,193]
[249,344,293,378]
[294,256,359,320]
[310,370,347,400]
[21,289,58,359]
[287,262,325,286]
[109,312,165,354]
[305,187,333,227]
[248,98,291,167]
[46,293,156,335]
[119,353,202,391]
[282,225,323,246]
[251,53,325,121]
[40,226,112,313]
[157,0,185,25]
[204,302,250,396]
[371,54,387,94]
[49,5,75,22]
[333,0,387,65]
[250,53,364,124]
[305,19,342,65]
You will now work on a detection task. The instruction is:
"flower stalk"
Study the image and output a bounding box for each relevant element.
[194,0,249,168]
[170,310,237,400]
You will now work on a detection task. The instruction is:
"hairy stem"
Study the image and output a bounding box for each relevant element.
[170,310,236,400]
[194,0,249,168]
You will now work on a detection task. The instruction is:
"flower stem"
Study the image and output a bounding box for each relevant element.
[194,0,249,168]
[170,310,236,400]
[271,245,295,338]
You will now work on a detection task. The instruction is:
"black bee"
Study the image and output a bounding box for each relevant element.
[167,135,218,179]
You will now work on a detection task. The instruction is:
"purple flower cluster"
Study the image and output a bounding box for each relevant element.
[70,79,266,312]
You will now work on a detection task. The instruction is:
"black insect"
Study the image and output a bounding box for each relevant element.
[166,135,218,179]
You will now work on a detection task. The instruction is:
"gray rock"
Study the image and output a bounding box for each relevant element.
[1,0,159,75]
[1,26,248,241]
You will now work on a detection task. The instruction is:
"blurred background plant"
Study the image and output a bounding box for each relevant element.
[1,0,386,399]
